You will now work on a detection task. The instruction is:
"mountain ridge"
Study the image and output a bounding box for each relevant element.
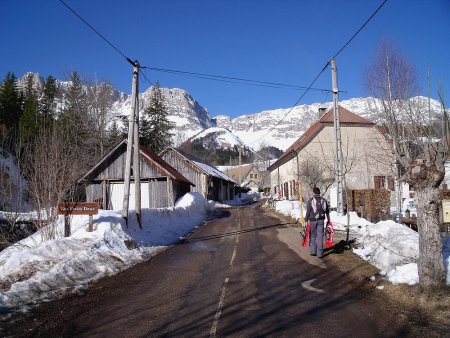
[17,72,444,152]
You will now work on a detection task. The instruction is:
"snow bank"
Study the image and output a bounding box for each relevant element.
[274,200,304,222]
[0,192,214,313]
[214,189,264,208]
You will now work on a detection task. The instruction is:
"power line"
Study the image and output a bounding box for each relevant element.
[140,69,154,87]
[142,66,331,92]
[247,63,330,146]
[332,0,388,60]
[247,0,388,146]
[58,0,135,66]
[59,0,331,94]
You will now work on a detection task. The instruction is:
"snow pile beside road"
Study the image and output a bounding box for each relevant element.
[352,220,419,273]
[274,200,303,222]
[0,193,213,314]
[214,189,264,208]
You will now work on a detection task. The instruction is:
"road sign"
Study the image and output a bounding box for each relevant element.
[57,202,99,216]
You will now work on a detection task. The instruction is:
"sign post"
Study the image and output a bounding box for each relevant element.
[57,202,99,236]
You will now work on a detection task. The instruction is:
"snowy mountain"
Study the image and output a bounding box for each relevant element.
[189,127,243,150]
[112,86,215,144]
[18,72,444,152]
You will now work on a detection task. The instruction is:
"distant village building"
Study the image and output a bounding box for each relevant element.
[80,140,194,210]
[267,106,395,203]
[222,164,263,190]
[159,147,236,202]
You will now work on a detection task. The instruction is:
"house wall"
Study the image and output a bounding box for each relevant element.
[245,167,262,188]
[86,177,185,210]
[270,125,394,200]
[160,150,208,197]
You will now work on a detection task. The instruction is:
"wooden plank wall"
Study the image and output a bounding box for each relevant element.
[148,178,170,208]
[161,149,207,197]
[91,144,170,181]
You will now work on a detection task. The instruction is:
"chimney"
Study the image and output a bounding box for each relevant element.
[318,107,327,119]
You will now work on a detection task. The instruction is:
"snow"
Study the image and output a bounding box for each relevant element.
[1,192,449,317]
[190,159,236,183]
[273,199,450,286]
[0,192,260,316]
[191,127,243,148]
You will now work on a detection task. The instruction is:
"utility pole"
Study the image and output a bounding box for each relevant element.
[133,67,141,227]
[123,60,140,225]
[238,145,242,197]
[331,59,344,214]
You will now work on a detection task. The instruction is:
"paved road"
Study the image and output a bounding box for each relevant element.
[3,201,412,337]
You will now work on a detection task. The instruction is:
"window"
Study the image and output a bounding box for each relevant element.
[374,176,394,190]
[250,174,253,178]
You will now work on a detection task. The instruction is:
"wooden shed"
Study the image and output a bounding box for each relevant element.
[159,146,236,202]
[80,140,194,210]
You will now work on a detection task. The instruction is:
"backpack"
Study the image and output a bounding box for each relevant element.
[310,197,327,220]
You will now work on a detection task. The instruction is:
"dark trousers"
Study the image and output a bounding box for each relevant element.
[309,219,324,257]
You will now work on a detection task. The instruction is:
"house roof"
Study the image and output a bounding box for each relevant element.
[140,145,194,185]
[222,164,256,185]
[267,106,375,171]
[80,139,194,186]
[160,147,237,184]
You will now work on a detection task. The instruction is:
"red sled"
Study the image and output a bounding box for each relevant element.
[301,222,310,247]
[324,222,334,248]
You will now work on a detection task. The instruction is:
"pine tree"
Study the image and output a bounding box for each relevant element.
[40,75,58,131]
[58,72,89,146]
[105,120,122,152]
[0,72,22,140]
[140,82,173,152]
[19,74,39,145]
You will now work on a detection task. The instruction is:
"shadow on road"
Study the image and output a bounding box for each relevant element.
[183,222,289,243]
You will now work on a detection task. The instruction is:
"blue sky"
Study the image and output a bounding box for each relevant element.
[1,0,449,118]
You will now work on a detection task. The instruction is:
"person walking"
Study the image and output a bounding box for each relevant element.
[304,187,330,258]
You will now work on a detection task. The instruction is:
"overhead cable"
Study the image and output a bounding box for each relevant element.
[142,66,331,92]
[58,0,135,66]
[247,0,388,145]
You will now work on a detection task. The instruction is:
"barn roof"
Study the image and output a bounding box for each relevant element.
[80,140,194,186]
[160,147,237,184]
[267,106,375,171]
[140,145,194,185]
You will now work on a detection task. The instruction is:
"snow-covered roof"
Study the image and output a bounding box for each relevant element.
[191,159,237,184]
[160,147,237,184]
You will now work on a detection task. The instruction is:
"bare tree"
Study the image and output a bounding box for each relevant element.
[23,126,86,240]
[365,40,448,287]
[296,158,334,199]
[86,80,116,158]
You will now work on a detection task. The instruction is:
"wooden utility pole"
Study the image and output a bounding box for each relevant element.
[123,60,140,225]
[133,72,141,227]
[238,145,242,197]
[331,59,344,214]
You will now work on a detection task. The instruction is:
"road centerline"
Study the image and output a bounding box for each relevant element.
[209,277,230,337]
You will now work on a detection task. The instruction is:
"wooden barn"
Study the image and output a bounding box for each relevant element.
[159,147,236,202]
[80,140,194,210]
